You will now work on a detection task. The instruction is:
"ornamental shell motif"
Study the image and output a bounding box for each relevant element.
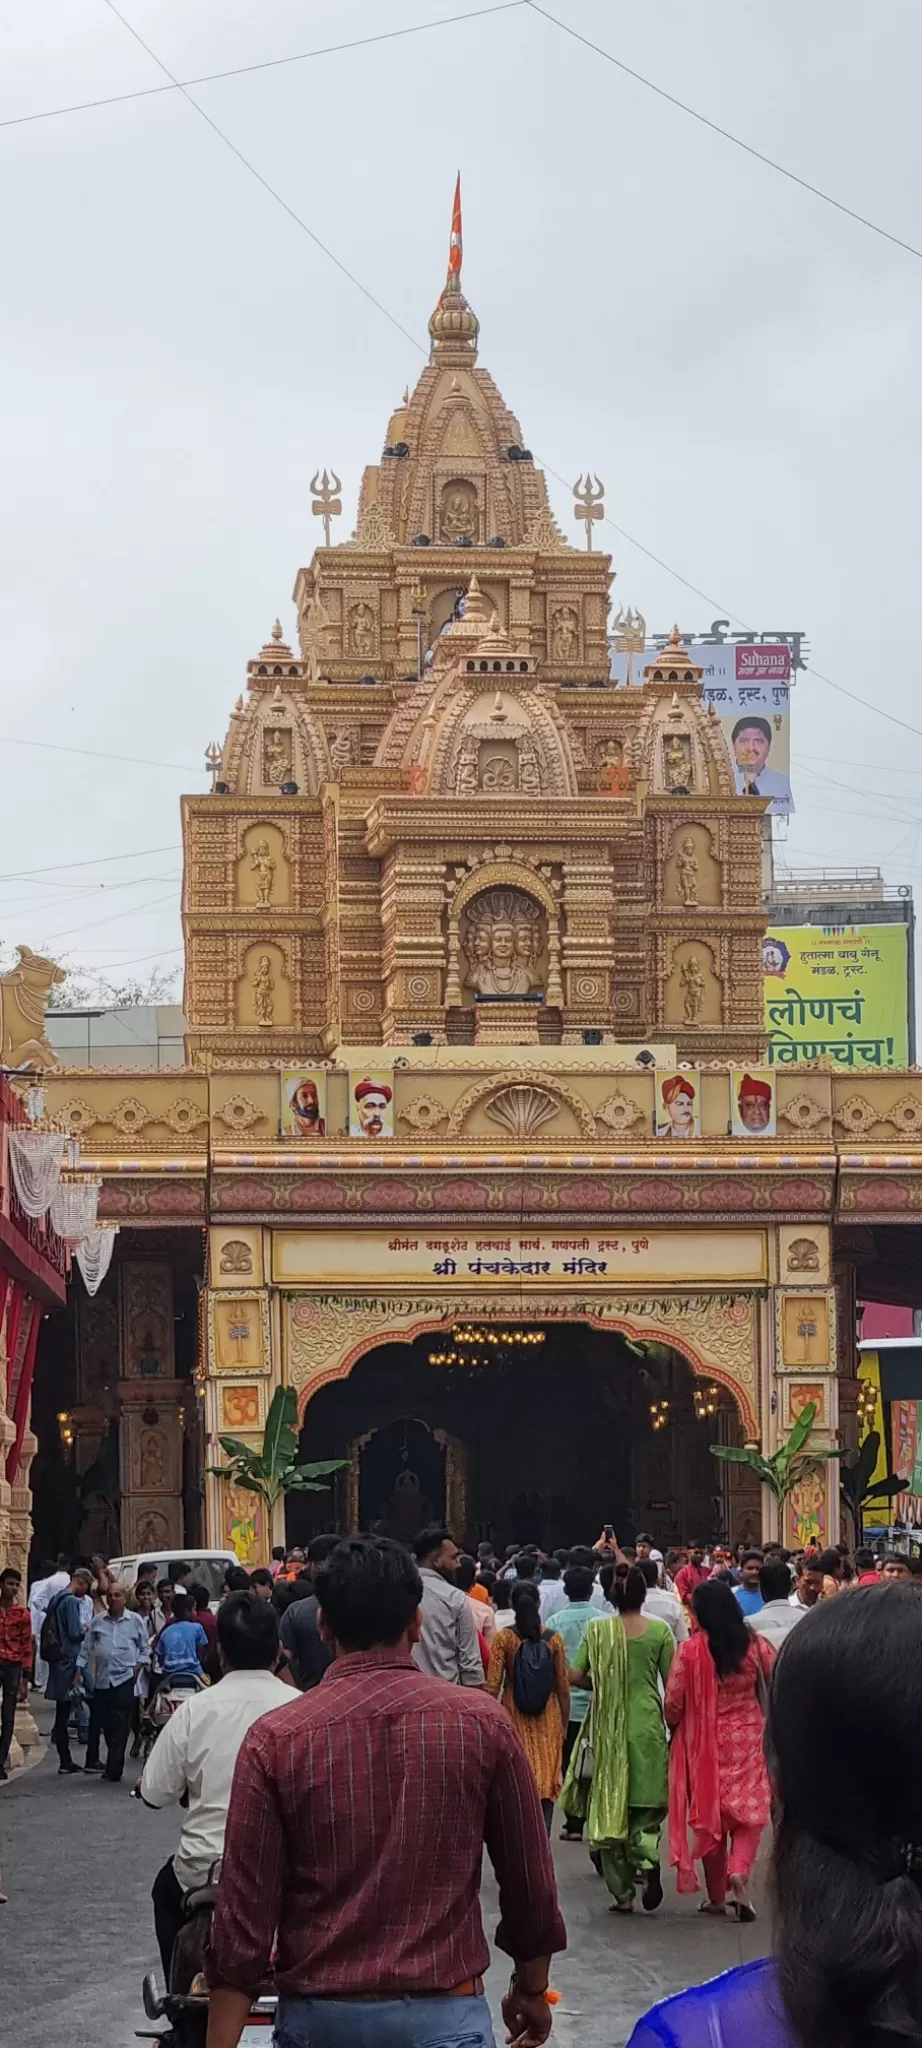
[484,1085,560,1140]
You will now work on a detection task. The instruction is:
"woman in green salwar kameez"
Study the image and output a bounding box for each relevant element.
[562,1565,674,1911]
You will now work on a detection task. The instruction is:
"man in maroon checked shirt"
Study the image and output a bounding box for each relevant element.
[0,1565,33,1780]
[206,1537,566,2048]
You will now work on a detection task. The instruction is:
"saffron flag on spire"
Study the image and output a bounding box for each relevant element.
[447,172,462,282]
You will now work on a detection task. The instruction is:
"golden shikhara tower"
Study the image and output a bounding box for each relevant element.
[182,203,767,1058]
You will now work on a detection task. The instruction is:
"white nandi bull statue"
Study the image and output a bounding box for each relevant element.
[0,945,65,1072]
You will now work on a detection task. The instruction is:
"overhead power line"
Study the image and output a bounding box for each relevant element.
[525,2,922,266]
[0,4,524,133]
[0,844,181,882]
[0,733,203,771]
[20,0,917,773]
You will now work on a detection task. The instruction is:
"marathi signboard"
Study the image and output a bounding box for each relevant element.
[609,636,793,815]
[764,924,909,1070]
[272,1227,768,1289]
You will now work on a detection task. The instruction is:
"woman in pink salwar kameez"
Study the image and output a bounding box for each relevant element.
[665,1579,774,1920]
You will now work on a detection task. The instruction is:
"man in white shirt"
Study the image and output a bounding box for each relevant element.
[788,1555,824,1614]
[636,1558,689,1644]
[751,1560,807,1649]
[140,1590,292,1982]
[29,1556,71,1691]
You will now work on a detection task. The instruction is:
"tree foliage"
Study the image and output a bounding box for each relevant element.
[209,1384,346,1520]
[710,1401,844,1509]
[840,1430,907,1539]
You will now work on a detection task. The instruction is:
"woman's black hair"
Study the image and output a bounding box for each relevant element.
[615,1565,647,1614]
[454,1553,477,1592]
[510,1578,542,1642]
[479,1569,498,1602]
[771,1585,922,2048]
[691,1578,751,1678]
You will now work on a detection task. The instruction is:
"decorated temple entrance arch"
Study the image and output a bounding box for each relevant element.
[285,1309,762,1552]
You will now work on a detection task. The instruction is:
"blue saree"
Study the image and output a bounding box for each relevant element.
[626,1960,793,2047]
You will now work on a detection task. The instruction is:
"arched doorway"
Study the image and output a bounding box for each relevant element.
[289,1320,758,1551]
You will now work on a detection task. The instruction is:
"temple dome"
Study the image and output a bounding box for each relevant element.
[428,273,480,357]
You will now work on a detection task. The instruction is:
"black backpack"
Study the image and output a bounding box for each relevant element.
[40,1590,68,1666]
[512,1630,555,1716]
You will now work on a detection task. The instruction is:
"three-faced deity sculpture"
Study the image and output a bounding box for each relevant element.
[462,889,543,997]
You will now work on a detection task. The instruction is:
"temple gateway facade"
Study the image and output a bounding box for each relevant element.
[19,231,922,1565]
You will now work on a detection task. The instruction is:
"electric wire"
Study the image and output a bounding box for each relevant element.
[0,4,525,132]
[525,2,922,267]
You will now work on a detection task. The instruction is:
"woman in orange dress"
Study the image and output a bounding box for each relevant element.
[485,1579,569,1832]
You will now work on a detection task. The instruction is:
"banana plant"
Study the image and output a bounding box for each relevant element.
[710,1400,844,1512]
[209,1384,346,1521]
[840,1430,907,1541]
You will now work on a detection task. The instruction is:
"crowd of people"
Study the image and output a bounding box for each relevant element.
[3,1526,922,2045]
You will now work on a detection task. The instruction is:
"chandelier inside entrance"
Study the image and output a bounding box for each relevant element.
[429,1324,546,1369]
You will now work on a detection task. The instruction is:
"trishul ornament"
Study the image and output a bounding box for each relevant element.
[572,472,605,552]
[310,468,342,548]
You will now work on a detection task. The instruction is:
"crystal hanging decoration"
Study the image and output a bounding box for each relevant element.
[8,1130,65,1218]
[50,1177,102,1245]
[75,1226,118,1296]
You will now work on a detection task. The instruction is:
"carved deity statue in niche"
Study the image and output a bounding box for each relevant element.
[463,889,543,997]
[454,738,479,797]
[136,1509,169,1552]
[348,602,375,657]
[249,837,275,906]
[440,479,478,541]
[300,589,332,683]
[330,728,353,774]
[664,732,692,788]
[253,953,275,1026]
[263,727,292,787]
[552,606,579,663]
[140,1426,168,1490]
[518,735,541,797]
[481,753,516,793]
[680,953,706,1024]
[676,835,699,908]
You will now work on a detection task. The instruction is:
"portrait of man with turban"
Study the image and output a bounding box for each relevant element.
[350,1074,394,1139]
[733,1070,775,1137]
[282,1069,327,1138]
[656,1070,699,1139]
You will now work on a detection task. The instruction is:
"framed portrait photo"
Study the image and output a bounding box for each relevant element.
[349,1070,395,1140]
[731,1068,776,1139]
[281,1068,328,1139]
[655,1069,701,1139]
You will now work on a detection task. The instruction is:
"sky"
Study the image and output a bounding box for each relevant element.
[2,0,922,1007]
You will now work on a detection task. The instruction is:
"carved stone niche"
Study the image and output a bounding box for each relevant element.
[235,941,293,1030]
[237,823,291,909]
[664,823,720,910]
[663,940,723,1029]
[438,477,480,543]
[458,888,547,1001]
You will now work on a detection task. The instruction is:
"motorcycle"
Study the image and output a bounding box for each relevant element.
[140,1673,205,1762]
[137,1866,276,2048]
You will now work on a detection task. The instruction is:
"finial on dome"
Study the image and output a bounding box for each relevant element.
[428,172,479,361]
[271,618,283,642]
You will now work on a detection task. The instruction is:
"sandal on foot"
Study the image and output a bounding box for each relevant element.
[729,1899,757,1923]
[609,1900,635,1913]
[698,1901,727,1915]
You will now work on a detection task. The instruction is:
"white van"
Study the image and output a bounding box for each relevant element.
[108,1549,239,1605]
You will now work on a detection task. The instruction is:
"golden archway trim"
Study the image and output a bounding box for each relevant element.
[287,1291,759,1439]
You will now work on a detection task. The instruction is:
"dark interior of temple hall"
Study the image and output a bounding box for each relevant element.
[292,1321,761,1554]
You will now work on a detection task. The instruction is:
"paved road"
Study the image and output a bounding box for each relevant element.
[2,1716,766,2048]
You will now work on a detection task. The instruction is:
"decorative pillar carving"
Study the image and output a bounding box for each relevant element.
[119,1264,184,1550]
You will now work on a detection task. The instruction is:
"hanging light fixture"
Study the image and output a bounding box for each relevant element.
[693,1382,721,1421]
[51,1175,102,1246]
[856,1379,878,1432]
[649,1398,671,1433]
[429,1324,546,1367]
